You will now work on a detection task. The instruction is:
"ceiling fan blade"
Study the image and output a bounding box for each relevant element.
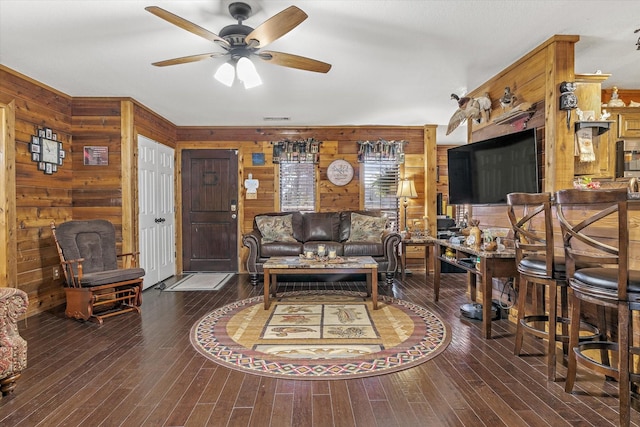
[258,51,331,73]
[152,52,227,67]
[145,6,230,48]
[245,6,307,48]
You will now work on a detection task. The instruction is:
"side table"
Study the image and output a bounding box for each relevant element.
[400,239,434,281]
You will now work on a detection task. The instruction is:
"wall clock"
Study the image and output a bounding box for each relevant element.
[30,127,65,174]
[327,159,354,186]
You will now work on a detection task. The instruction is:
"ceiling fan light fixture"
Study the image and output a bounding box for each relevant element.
[214,62,235,87]
[236,56,262,89]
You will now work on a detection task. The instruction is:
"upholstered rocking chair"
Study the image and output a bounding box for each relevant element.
[51,220,144,324]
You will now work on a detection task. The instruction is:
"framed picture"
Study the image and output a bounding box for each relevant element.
[45,128,53,139]
[38,162,46,171]
[252,152,265,166]
[52,133,57,141]
[30,143,41,154]
[38,129,45,138]
[45,163,53,175]
[60,149,66,159]
[83,146,109,165]
[31,135,40,144]
[31,152,40,162]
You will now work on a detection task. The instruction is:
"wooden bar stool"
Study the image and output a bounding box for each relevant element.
[507,192,598,381]
[556,188,640,427]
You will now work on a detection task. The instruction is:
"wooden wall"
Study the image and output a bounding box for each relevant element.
[175,126,432,273]
[461,35,579,230]
[0,66,73,315]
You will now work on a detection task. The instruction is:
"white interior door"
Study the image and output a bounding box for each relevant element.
[138,135,175,289]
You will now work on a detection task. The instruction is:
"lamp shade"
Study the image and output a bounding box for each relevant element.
[237,57,262,89]
[214,62,235,87]
[396,179,417,199]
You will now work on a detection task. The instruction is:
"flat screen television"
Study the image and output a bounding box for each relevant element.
[447,128,540,205]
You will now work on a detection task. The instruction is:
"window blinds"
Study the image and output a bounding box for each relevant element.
[363,160,400,231]
[279,162,316,212]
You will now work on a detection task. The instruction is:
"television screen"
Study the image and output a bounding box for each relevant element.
[447,128,540,205]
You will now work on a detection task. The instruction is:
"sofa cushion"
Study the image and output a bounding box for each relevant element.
[343,242,383,257]
[255,214,297,244]
[260,242,303,257]
[339,210,385,242]
[301,212,340,242]
[346,212,387,242]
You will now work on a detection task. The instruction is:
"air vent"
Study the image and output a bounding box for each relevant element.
[263,117,291,121]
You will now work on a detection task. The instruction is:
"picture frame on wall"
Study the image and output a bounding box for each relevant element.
[31,152,40,162]
[45,128,53,139]
[83,146,109,165]
[38,162,46,171]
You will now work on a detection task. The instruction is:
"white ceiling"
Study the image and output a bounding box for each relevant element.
[1,0,639,144]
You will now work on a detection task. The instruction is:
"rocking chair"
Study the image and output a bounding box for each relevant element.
[51,220,144,324]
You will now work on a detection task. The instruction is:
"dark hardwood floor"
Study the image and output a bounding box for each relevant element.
[1,271,639,426]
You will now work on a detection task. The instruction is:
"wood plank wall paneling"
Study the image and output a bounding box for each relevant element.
[0,66,73,316]
[176,127,428,270]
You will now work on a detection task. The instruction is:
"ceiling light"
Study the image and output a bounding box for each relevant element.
[214,62,235,87]
[236,57,262,89]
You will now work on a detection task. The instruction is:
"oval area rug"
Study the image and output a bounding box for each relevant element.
[190,290,451,379]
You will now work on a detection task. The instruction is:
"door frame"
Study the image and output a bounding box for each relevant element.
[175,146,241,275]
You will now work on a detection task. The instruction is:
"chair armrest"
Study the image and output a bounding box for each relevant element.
[60,258,85,288]
[117,251,140,268]
[0,288,29,327]
[381,231,402,272]
[242,230,262,274]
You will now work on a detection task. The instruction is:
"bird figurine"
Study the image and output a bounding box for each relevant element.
[446,93,492,135]
[500,87,517,110]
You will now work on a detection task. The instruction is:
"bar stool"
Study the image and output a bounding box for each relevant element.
[556,188,640,427]
[507,192,598,381]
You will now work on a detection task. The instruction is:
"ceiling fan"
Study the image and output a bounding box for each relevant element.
[146,2,331,88]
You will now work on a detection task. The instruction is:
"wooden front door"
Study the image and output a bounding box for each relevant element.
[181,149,238,272]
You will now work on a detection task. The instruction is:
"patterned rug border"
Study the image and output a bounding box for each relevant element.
[189,290,452,380]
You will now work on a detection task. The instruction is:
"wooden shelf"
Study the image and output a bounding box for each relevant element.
[574,120,614,135]
[492,102,536,127]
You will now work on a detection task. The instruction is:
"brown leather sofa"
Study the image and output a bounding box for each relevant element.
[242,210,401,286]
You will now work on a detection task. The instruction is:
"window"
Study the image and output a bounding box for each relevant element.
[279,162,316,212]
[363,160,400,231]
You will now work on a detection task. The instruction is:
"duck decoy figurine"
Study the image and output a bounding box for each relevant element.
[446,93,492,135]
[499,86,517,110]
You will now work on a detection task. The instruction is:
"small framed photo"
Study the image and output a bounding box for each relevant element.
[31,152,40,162]
[38,162,46,171]
[45,128,53,139]
[252,152,265,166]
[45,163,53,175]
[51,164,57,172]
[38,129,45,138]
[60,149,65,159]
[31,135,40,144]
[83,146,109,165]
[52,133,57,141]
[30,143,41,154]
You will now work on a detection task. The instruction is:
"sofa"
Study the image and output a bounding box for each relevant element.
[0,287,28,397]
[242,210,401,286]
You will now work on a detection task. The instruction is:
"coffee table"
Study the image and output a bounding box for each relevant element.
[262,256,379,310]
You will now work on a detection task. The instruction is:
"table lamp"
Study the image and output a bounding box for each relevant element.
[396,178,417,231]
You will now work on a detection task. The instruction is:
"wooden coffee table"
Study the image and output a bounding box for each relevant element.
[262,256,379,310]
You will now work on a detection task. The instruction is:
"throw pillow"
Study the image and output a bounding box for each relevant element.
[346,212,387,242]
[256,214,297,244]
